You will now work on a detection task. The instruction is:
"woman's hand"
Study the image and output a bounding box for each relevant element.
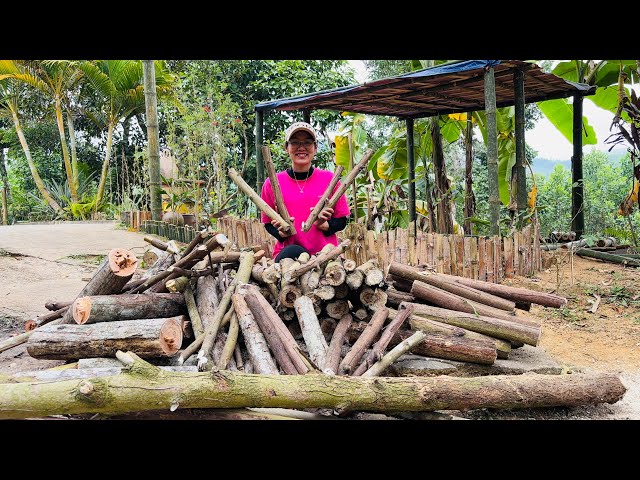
[272,217,295,238]
[313,207,333,231]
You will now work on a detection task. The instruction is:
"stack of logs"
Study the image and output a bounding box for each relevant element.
[17,228,569,379]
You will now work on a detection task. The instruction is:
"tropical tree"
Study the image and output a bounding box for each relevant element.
[79,60,176,211]
[0,60,85,203]
[0,77,63,214]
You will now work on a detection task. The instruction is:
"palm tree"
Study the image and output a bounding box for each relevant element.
[0,60,83,203]
[79,60,176,211]
[0,77,63,214]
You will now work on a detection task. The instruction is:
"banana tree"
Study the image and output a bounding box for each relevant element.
[0,60,84,203]
[0,77,63,214]
[78,60,176,211]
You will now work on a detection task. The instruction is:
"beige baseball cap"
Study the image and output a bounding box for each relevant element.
[285,121,317,142]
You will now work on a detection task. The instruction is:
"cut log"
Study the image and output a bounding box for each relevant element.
[385,288,416,307]
[232,292,279,375]
[325,299,350,320]
[339,307,389,375]
[262,145,296,235]
[323,259,347,286]
[195,275,220,331]
[240,283,311,374]
[228,167,293,233]
[406,302,541,346]
[24,306,69,331]
[353,303,414,376]
[388,308,512,360]
[72,293,186,325]
[324,313,353,375]
[361,330,426,378]
[0,352,625,418]
[287,240,351,281]
[293,296,329,371]
[576,248,640,267]
[60,248,138,324]
[359,287,388,311]
[44,300,73,311]
[302,165,344,232]
[26,317,185,360]
[347,322,497,365]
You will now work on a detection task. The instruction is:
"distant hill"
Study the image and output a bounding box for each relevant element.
[531,150,626,177]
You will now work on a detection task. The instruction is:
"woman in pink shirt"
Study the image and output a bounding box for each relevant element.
[260,121,351,261]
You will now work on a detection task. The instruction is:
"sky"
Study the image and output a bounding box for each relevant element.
[348,60,629,161]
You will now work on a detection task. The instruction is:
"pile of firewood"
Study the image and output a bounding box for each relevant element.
[14,225,572,380]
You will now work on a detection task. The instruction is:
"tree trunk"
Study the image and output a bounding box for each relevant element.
[143,60,162,221]
[0,148,9,225]
[26,317,184,360]
[0,352,625,419]
[61,248,138,324]
[575,248,640,267]
[72,293,186,324]
[463,112,476,234]
[407,302,541,346]
[431,116,453,234]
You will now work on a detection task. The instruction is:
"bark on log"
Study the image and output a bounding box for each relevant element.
[232,292,279,375]
[347,323,497,365]
[197,251,255,371]
[437,271,568,308]
[576,248,640,267]
[324,313,353,375]
[386,288,416,307]
[195,275,220,331]
[217,312,239,369]
[228,167,293,233]
[262,145,296,235]
[26,317,185,360]
[24,306,69,331]
[407,302,541,346]
[240,283,311,374]
[72,293,186,325]
[389,308,512,360]
[353,303,414,376]
[339,307,389,375]
[294,296,328,370]
[302,165,344,231]
[361,330,426,378]
[61,248,138,324]
[45,300,73,311]
[0,352,625,418]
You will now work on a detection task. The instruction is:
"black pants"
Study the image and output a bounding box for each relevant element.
[275,244,309,262]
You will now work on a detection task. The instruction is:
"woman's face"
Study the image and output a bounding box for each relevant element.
[286,131,317,171]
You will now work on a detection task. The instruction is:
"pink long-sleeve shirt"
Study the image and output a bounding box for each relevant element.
[260,168,351,259]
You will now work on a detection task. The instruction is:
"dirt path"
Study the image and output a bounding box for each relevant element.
[1,221,638,419]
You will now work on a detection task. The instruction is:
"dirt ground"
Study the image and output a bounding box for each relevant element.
[1,221,639,420]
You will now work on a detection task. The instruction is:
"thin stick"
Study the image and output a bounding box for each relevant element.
[262,145,295,235]
[302,165,344,232]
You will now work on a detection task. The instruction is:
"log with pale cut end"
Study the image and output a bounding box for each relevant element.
[346,269,364,290]
[325,299,350,320]
[287,240,351,281]
[339,307,389,375]
[0,356,626,419]
[166,276,189,293]
[26,317,184,360]
[313,284,335,301]
[60,248,138,324]
[293,296,328,370]
[279,284,302,309]
[406,302,541,346]
[359,287,388,311]
[323,259,346,286]
[232,292,279,375]
[72,293,186,325]
[342,258,357,273]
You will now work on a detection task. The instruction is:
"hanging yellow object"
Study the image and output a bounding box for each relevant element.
[618,181,639,216]
[528,185,538,210]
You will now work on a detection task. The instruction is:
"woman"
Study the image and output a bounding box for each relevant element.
[260,121,350,261]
